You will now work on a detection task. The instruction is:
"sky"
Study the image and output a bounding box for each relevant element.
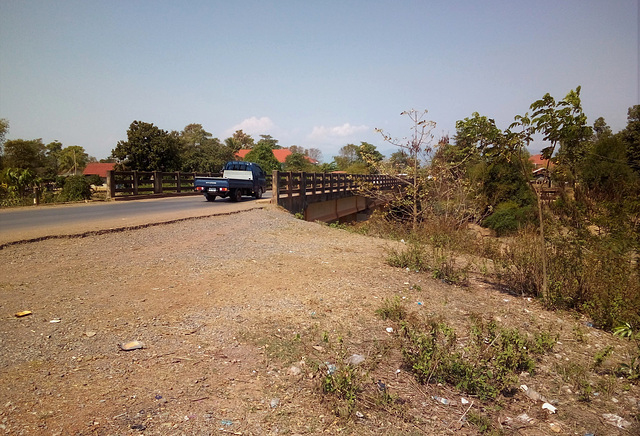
[0,0,638,162]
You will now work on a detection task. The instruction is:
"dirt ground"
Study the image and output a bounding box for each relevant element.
[0,206,638,435]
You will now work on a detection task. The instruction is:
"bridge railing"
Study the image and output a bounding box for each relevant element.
[106,170,274,199]
[272,171,402,212]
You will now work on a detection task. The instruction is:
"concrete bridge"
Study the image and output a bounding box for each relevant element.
[271,171,402,222]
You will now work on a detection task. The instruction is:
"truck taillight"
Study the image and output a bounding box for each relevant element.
[220,187,228,192]
[196,187,203,191]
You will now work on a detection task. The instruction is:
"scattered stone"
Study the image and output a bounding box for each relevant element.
[312,345,324,352]
[345,354,365,366]
[85,331,97,338]
[287,366,302,376]
[270,398,279,408]
[548,422,561,433]
[120,341,144,351]
[355,411,364,419]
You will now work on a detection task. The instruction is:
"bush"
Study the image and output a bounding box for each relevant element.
[59,175,92,201]
[482,201,535,236]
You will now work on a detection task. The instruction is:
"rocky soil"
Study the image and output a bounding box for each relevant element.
[0,206,638,435]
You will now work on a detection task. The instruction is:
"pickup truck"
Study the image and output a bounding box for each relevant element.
[194,161,267,202]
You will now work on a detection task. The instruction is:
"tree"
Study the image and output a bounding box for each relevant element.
[256,134,281,149]
[530,86,592,186]
[284,152,314,172]
[620,105,640,174]
[356,142,384,173]
[112,121,181,171]
[224,130,254,152]
[0,118,8,164]
[59,145,90,175]
[2,139,46,172]
[377,109,437,232]
[333,144,360,171]
[243,143,281,173]
[178,124,234,172]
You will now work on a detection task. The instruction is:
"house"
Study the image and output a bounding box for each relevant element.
[83,162,115,178]
[235,148,318,164]
[529,154,554,182]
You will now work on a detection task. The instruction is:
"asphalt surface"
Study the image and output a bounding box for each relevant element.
[0,192,272,247]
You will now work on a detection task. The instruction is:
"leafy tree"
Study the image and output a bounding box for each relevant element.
[317,162,338,173]
[112,121,181,171]
[530,86,592,186]
[42,141,63,179]
[1,167,39,198]
[59,145,90,175]
[179,124,234,172]
[2,139,46,172]
[290,146,323,163]
[256,134,281,149]
[284,152,314,172]
[224,130,254,152]
[243,143,281,173]
[621,105,640,174]
[356,142,384,173]
[580,134,636,199]
[0,118,8,166]
[333,144,360,171]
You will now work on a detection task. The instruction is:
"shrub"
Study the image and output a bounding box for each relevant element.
[482,201,535,236]
[59,175,92,201]
[401,317,552,400]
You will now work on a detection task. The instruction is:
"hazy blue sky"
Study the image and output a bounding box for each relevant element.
[1,0,638,161]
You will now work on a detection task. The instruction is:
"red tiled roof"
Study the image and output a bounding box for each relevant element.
[529,154,554,169]
[83,162,115,178]
[235,148,318,164]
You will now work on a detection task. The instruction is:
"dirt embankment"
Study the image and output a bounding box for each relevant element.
[0,206,638,435]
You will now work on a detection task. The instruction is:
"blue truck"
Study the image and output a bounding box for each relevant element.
[194,161,267,202]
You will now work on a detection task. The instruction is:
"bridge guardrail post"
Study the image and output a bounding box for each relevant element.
[106,170,115,199]
[153,171,161,194]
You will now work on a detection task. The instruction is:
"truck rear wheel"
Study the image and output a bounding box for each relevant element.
[230,189,242,202]
[254,187,263,199]
[205,193,216,202]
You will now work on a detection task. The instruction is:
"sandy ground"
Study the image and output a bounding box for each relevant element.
[0,206,638,435]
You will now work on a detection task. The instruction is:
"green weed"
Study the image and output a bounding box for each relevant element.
[375,296,408,322]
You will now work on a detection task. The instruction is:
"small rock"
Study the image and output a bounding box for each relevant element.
[85,331,97,338]
[120,341,144,351]
[345,354,365,366]
[548,422,561,433]
[270,398,280,408]
[287,366,302,376]
[355,411,364,419]
[312,345,324,352]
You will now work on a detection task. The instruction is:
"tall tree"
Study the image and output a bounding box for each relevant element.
[178,124,234,172]
[112,121,181,171]
[243,143,281,173]
[530,86,592,186]
[59,145,90,175]
[3,139,46,172]
[0,118,8,163]
[333,144,360,170]
[377,109,436,231]
[256,134,280,149]
[225,130,254,152]
[621,105,640,174]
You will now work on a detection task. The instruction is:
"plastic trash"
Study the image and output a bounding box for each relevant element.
[602,413,632,429]
[326,363,336,375]
[386,327,394,333]
[14,311,32,317]
[520,385,548,403]
[270,398,280,408]
[432,396,449,405]
[542,403,557,414]
[355,411,364,418]
[220,419,233,426]
[376,380,387,392]
[461,398,470,405]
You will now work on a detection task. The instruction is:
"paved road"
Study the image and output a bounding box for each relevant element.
[0,192,272,246]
